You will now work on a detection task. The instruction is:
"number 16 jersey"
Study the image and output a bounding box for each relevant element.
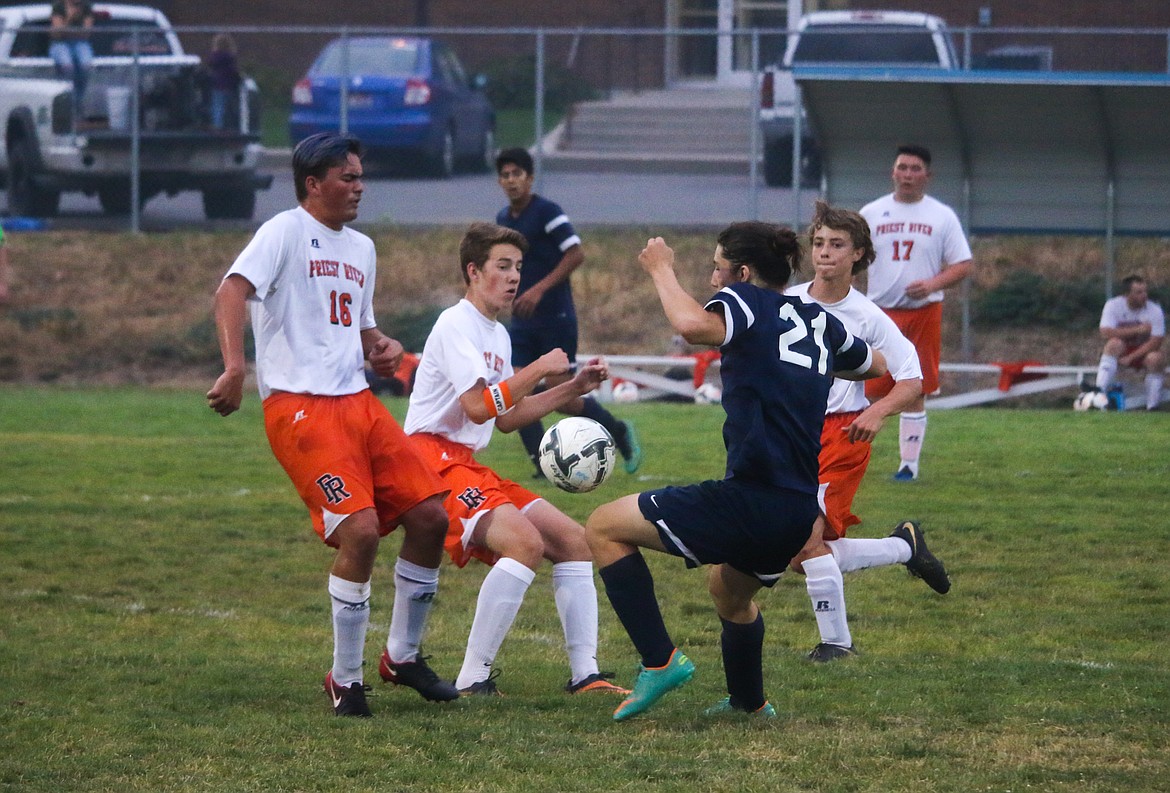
[226,206,378,400]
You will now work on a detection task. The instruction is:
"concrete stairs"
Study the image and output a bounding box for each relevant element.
[539,86,758,175]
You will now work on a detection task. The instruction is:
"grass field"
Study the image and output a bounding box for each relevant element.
[1,387,1168,792]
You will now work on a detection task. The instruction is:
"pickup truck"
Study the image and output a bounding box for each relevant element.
[0,3,271,218]
[759,10,959,187]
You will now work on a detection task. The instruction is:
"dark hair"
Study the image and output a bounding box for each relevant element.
[896,143,932,168]
[459,222,528,284]
[1121,274,1147,292]
[292,132,363,202]
[716,221,801,289]
[495,147,534,177]
[807,200,876,275]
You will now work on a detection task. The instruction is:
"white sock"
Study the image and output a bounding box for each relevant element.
[1145,373,1164,410]
[552,561,600,685]
[328,574,371,687]
[1095,355,1118,391]
[385,558,440,664]
[802,554,851,648]
[455,557,535,690]
[827,536,910,574]
[899,411,926,476]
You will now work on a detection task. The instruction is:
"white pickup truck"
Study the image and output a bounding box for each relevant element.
[0,3,271,218]
[760,10,959,187]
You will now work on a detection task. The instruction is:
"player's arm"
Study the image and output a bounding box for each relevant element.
[361,328,404,378]
[905,258,971,301]
[639,237,727,346]
[1100,322,1152,342]
[1119,333,1163,365]
[207,274,255,416]
[494,358,608,433]
[512,244,584,320]
[457,348,572,426]
[845,376,921,443]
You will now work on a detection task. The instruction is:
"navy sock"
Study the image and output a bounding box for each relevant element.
[580,397,627,451]
[721,613,766,711]
[598,553,674,669]
[518,420,545,468]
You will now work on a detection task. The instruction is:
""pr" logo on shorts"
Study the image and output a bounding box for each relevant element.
[316,473,352,505]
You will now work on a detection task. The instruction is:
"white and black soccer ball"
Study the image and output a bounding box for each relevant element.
[538,417,616,494]
[611,380,640,404]
[1073,389,1109,411]
[693,382,722,405]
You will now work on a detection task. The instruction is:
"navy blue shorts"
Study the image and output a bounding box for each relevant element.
[510,319,578,368]
[637,478,817,585]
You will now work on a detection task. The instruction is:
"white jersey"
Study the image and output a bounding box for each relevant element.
[404,298,513,453]
[226,206,377,401]
[1099,295,1165,340]
[787,283,922,414]
[860,193,972,309]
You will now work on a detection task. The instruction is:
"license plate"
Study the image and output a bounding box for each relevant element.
[347,93,374,108]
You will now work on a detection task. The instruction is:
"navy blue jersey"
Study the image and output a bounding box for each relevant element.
[496,194,581,330]
[705,282,872,493]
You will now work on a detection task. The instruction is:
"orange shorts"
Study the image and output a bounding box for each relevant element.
[865,301,942,400]
[409,432,542,568]
[263,390,448,547]
[818,411,872,540]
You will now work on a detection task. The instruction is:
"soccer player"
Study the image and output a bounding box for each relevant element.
[494,148,642,478]
[1092,274,1165,410]
[861,144,973,481]
[586,222,887,721]
[786,201,951,663]
[403,221,629,697]
[207,132,458,717]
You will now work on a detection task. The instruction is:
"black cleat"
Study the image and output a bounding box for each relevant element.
[324,671,372,717]
[807,643,858,663]
[378,649,459,702]
[565,670,630,695]
[890,520,951,594]
[458,669,503,697]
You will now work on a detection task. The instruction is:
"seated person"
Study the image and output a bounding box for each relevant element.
[1093,274,1165,411]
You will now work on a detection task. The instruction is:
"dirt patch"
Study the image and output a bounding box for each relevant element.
[1,226,1166,396]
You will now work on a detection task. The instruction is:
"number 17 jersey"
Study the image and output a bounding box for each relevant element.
[706,282,873,494]
[226,206,378,400]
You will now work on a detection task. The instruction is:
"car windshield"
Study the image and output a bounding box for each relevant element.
[313,39,421,77]
[793,25,941,64]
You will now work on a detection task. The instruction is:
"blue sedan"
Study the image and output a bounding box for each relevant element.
[289,36,495,177]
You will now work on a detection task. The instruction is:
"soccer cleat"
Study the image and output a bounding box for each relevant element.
[703,696,777,719]
[893,466,917,481]
[458,669,503,697]
[612,648,695,721]
[378,649,460,702]
[807,642,858,663]
[324,671,372,717]
[890,520,951,594]
[613,420,643,474]
[565,671,631,695]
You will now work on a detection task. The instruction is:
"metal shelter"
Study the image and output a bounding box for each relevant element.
[795,66,1170,280]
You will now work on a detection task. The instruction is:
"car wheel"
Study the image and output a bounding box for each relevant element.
[98,185,133,216]
[429,127,456,178]
[7,136,60,217]
[202,187,256,220]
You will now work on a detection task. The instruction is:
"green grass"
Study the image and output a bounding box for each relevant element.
[1,387,1168,791]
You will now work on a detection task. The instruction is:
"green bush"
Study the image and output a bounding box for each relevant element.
[481,54,597,112]
[974,270,1102,330]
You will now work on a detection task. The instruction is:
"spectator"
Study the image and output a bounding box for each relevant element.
[49,0,95,111]
[1093,274,1165,410]
[206,33,241,131]
[861,143,973,481]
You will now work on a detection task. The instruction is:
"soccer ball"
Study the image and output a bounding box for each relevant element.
[693,382,722,405]
[1073,390,1109,411]
[612,380,640,404]
[538,417,616,494]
